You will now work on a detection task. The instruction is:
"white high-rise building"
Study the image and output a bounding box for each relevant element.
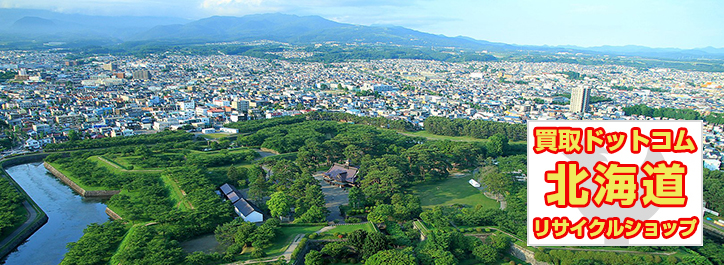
[570,86,590,113]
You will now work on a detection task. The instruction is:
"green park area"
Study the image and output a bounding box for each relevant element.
[29,113,717,265]
[411,177,499,209]
[402,130,487,142]
[201,133,239,140]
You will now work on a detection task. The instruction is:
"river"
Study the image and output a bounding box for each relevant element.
[0,163,110,265]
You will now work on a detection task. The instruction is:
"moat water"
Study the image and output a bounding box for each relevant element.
[1,163,109,265]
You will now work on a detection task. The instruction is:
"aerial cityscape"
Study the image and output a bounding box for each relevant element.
[0,1,724,265]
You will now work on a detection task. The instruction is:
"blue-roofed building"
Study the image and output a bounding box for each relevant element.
[233,199,263,223]
[220,183,264,223]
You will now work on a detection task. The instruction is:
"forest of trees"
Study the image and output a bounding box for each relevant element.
[0,176,24,236]
[36,112,724,264]
[225,115,308,133]
[44,130,195,151]
[60,221,127,265]
[623,104,724,124]
[214,218,282,258]
[623,104,703,120]
[556,71,589,80]
[60,164,237,264]
[304,228,512,265]
[423,116,526,141]
[46,152,137,189]
[704,169,724,214]
[534,248,683,265]
[113,225,187,265]
[0,71,16,81]
[226,111,418,134]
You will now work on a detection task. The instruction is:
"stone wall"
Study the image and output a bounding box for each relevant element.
[0,153,49,167]
[105,207,123,220]
[43,162,120,198]
[85,190,121,197]
[510,244,549,265]
[260,148,280,155]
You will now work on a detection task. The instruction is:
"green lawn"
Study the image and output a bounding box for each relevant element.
[202,133,237,140]
[161,175,192,210]
[92,156,164,173]
[402,131,487,142]
[90,156,126,175]
[244,225,323,258]
[109,224,138,265]
[410,177,500,209]
[267,226,324,256]
[110,155,147,169]
[322,223,376,234]
[318,223,376,239]
[401,130,527,145]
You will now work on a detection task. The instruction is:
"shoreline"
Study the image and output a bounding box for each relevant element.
[0,153,123,260]
[0,154,49,260]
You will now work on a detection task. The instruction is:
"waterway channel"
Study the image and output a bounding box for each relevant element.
[0,163,109,265]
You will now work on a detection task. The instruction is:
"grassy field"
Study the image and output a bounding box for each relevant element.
[410,177,499,209]
[109,224,138,265]
[401,130,526,145]
[201,133,238,140]
[161,175,193,210]
[269,226,324,255]
[402,131,487,142]
[322,223,376,234]
[243,225,324,257]
[109,155,142,169]
[90,156,127,175]
[318,223,376,239]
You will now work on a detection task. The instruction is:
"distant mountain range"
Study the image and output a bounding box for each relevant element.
[0,8,189,43]
[132,13,505,51]
[1,8,723,61]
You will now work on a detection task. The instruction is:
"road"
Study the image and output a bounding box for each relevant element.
[703,219,724,238]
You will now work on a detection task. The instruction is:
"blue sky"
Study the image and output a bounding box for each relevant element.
[1,0,722,49]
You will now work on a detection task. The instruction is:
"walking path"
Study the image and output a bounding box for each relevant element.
[0,201,37,251]
[316,226,335,234]
[226,234,306,265]
[95,156,162,173]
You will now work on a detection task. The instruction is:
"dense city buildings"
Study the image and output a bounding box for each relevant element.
[0,49,723,161]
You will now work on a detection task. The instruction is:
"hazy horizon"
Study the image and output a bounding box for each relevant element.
[0,0,722,49]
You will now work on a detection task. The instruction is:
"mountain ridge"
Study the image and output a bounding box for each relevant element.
[0,9,722,61]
